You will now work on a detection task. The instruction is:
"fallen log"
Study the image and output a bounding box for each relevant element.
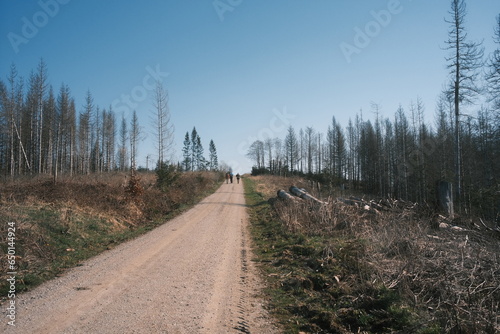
[277,189,296,201]
[289,186,326,204]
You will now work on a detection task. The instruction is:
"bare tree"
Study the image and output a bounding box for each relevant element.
[284,126,299,173]
[153,81,174,166]
[118,115,128,171]
[3,64,23,177]
[394,106,410,199]
[79,90,93,174]
[346,119,357,186]
[264,137,274,172]
[35,59,48,174]
[247,140,264,169]
[486,14,500,110]
[129,110,140,170]
[101,107,116,172]
[304,126,315,174]
[56,83,74,176]
[444,0,484,206]
[92,106,101,173]
[44,86,56,175]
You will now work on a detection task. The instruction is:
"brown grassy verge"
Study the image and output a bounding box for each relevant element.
[0,171,223,296]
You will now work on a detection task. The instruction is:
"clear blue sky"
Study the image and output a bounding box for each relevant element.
[1,0,499,173]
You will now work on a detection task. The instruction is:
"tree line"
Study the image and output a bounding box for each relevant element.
[0,60,219,180]
[248,2,499,219]
[0,60,126,178]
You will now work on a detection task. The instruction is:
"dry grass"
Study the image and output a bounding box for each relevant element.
[1,171,221,224]
[257,175,500,333]
[0,171,222,295]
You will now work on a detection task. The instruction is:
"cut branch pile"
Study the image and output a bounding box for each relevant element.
[270,184,500,332]
[274,187,500,333]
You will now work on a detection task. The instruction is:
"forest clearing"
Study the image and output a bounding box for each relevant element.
[245,175,500,333]
[0,0,499,333]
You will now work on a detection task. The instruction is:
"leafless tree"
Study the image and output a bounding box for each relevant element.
[304,126,315,174]
[486,14,500,110]
[444,0,484,206]
[153,81,174,166]
[285,126,299,173]
[118,115,128,171]
[247,140,265,169]
[129,110,140,171]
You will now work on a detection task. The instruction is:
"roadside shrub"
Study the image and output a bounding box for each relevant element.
[155,161,179,192]
[125,169,144,199]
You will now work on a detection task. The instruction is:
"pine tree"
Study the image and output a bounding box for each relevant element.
[191,127,198,170]
[196,135,206,170]
[209,139,218,171]
[182,131,191,171]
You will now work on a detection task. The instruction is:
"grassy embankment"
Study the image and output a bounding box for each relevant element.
[244,175,499,334]
[0,171,223,297]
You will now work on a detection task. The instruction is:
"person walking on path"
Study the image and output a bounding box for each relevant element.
[236,173,240,184]
[230,172,234,184]
[226,172,230,184]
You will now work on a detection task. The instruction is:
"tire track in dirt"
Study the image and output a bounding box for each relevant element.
[1,182,278,334]
[234,221,251,334]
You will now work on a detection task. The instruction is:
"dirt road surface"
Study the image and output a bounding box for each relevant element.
[2,182,278,334]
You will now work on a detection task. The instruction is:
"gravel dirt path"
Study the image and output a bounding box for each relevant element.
[2,182,278,334]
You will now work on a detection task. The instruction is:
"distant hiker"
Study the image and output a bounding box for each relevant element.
[230,172,234,184]
[236,173,240,184]
[226,172,230,184]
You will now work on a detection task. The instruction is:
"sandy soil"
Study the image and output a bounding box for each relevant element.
[1,182,278,334]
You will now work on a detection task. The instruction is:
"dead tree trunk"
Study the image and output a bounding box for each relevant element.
[289,186,326,204]
[277,189,296,201]
[437,180,454,217]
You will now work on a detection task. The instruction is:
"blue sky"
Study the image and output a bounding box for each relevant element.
[1,0,499,173]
